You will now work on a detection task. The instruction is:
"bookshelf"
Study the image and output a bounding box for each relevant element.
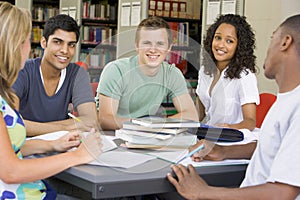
[79,0,118,82]
[63,0,119,83]
[16,0,119,83]
[16,0,59,58]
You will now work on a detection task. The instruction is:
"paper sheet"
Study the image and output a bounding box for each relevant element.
[89,150,156,168]
[28,131,117,152]
[28,131,156,168]
[147,128,259,165]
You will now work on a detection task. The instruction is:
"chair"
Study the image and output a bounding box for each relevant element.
[91,82,98,97]
[75,61,88,70]
[256,93,277,128]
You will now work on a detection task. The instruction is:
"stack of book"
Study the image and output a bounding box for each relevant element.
[116,117,201,149]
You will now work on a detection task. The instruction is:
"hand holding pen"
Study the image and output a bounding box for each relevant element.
[176,144,204,164]
[190,140,226,162]
[68,113,103,162]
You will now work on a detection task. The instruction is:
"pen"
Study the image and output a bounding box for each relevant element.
[68,112,81,122]
[68,113,83,142]
[176,144,204,164]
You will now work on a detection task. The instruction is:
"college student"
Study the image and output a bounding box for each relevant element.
[0,2,102,199]
[96,16,198,130]
[168,14,300,199]
[12,14,97,136]
[197,14,259,131]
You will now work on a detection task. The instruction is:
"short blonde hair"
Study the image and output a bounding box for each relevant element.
[0,2,31,108]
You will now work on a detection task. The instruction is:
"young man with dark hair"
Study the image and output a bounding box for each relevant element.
[13,14,97,136]
[168,14,300,200]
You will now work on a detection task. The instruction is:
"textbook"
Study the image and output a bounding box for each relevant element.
[123,121,188,135]
[131,117,201,128]
[117,129,173,140]
[115,129,197,148]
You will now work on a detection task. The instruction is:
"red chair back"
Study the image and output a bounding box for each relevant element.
[256,93,276,128]
[91,82,98,97]
[75,61,88,70]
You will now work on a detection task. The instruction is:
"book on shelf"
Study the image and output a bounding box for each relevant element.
[116,129,197,149]
[131,117,201,128]
[82,1,117,20]
[123,121,188,135]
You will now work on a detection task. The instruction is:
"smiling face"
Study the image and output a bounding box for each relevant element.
[40,29,77,71]
[135,27,171,70]
[212,23,238,70]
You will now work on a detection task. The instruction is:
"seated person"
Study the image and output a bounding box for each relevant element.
[0,2,102,199]
[168,14,300,200]
[12,14,97,136]
[197,14,259,131]
[96,16,198,130]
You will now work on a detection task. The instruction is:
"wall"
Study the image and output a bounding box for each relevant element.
[245,0,300,94]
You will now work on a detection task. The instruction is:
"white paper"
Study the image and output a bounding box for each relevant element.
[28,131,117,153]
[147,149,188,163]
[131,2,141,26]
[89,151,156,168]
[28,131,68,141]
[121,3,131,26]
[207,0,220,25]
[221,0,236,14]
[181,157,249,167]
[147,128,259,165]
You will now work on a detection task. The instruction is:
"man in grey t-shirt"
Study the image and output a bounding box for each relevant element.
[13,14,96,136]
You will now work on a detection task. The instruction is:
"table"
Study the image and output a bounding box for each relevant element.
[55,156,247,199]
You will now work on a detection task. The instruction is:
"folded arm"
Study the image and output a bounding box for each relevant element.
[98,94,130,130]
[191,140,257,162]
[0,114,102,184]
[215,103,257,131]
[24,102,97,136]
[169,93,199,121]
[21,131,81,156]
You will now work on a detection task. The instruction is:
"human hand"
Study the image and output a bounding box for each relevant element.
[214,123,230,128]
[75,128,103,163]
[51,131,81,152]
[190,140,225,162]
[167,164,209,200]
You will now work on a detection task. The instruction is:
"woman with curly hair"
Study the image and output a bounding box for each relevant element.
[196,14,259,131]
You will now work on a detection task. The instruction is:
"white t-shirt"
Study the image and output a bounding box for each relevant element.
[196,66,259,125]
[241,85,300,199]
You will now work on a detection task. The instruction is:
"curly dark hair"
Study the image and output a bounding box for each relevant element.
[202,14,256,79]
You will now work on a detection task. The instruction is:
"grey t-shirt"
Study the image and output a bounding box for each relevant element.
[12,58,94,122]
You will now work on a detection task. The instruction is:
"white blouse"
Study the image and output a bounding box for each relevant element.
[196,66,259,125]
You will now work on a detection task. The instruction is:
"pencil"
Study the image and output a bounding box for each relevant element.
[176,144,204,164]
[68,113,81,122]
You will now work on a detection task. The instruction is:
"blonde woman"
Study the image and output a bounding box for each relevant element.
[0,2,102,199]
